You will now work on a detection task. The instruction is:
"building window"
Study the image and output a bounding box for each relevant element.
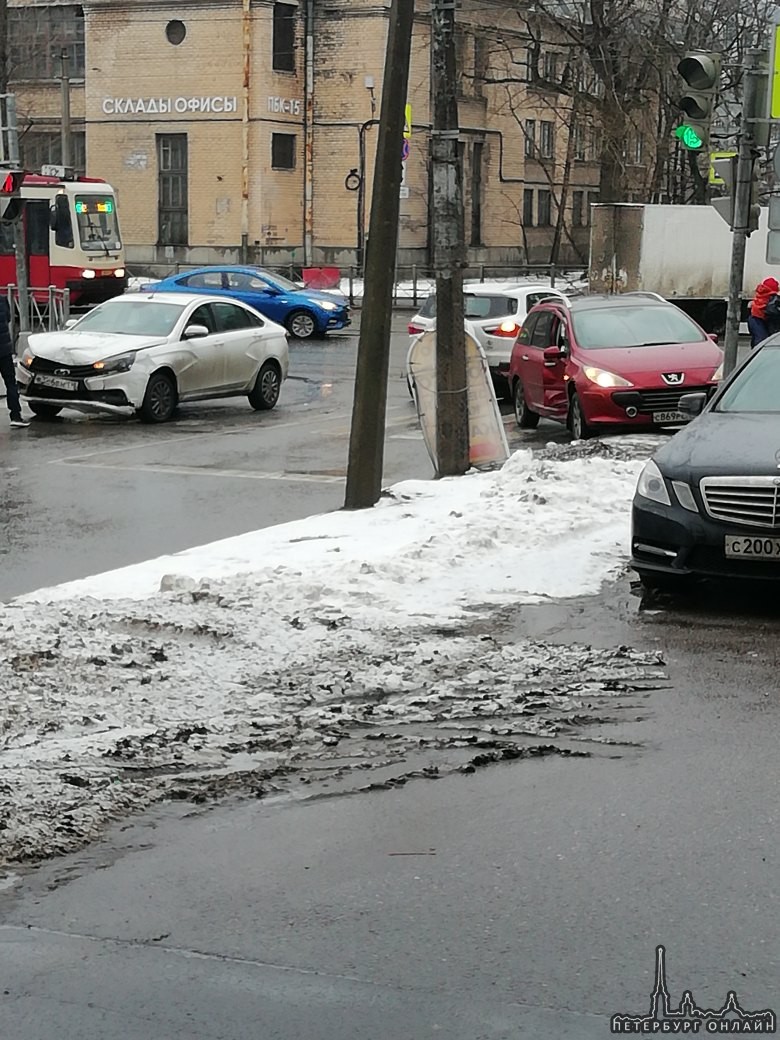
[538,189,552,226]
[633,134,644,164]
[573,124,586,162]
[540,121,555,160]
[470,142,483,246]
[20,130,86,176]
[273,3,296,72]
[587,191,599,224]
[166,20,186,46]
[8,5,85,81]
[157,134,188,246]
[542,52,559,81]
[523,188,534,227]
[524,120,536,158]
[572,190,584,227]
[272,133,296,169]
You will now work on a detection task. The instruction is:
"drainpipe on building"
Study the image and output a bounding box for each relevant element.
[240,0,251,265]
[303,0,314,266]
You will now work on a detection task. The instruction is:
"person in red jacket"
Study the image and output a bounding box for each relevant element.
[748,276,780,347]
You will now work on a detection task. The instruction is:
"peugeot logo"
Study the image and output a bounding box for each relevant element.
[661,372,684,385]
[54,368,70,376]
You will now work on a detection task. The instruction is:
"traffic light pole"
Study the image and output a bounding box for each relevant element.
[724,48,762,377]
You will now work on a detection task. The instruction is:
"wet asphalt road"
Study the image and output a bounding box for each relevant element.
[0,314,571,602]
[2,577,780,1039]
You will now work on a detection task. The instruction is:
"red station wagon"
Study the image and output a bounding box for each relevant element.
[506,293,723,439]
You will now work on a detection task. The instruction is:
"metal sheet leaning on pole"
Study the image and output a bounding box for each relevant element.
[344,0,415,510]
[430,0,470,478]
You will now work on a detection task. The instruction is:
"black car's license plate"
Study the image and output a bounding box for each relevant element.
[724,535,780,560]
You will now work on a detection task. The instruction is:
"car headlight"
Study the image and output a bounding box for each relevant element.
[636,460,671,506]
[711,361,723,381]
[319,301,339,312]
[114,268,126,278]
[21,347,34,368]
[81,269,96,279]
[92,351,136,374]
[583,366,633,389]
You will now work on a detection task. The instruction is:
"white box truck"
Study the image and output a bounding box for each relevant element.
[588,203,774,333]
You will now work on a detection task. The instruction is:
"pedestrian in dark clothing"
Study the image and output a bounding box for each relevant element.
[747,277,780,348]
[0,297,29,428]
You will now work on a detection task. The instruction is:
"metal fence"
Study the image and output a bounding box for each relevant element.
[125,262,588,310]
[6,285,71,342]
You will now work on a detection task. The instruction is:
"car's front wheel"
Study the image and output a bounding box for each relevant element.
[512,379,540,429]
[248,361,282,411]
[286,310,317,339]
[28,402,62,419]
[139,371,177,423]
[568,391,593,440]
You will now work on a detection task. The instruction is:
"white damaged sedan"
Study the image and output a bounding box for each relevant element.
[16,292,290,423]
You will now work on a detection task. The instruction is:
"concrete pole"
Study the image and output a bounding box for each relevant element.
[60,50,72,169]
[344,0,415,509]
[430,0,469,477]
[723,48,762,377]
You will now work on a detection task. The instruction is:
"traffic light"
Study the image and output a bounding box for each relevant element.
[0,168,25,222]
[710,155,760,234]
[0,169,24,195]
[675,52,721,151]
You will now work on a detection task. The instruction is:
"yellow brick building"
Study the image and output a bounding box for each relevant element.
[8,0,656,271]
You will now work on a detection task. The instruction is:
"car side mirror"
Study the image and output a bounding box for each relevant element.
[678,392,707,417]
[708,333,719,343]
[63,318,78,330]
[183,323,209,340]
[543,345,565,367]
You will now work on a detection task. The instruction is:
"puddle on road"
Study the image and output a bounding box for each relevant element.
[501,571,780,656]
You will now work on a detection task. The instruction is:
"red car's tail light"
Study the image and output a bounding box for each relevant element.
[486,320,521,338]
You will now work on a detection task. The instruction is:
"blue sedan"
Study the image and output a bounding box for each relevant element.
[141,266,350,339]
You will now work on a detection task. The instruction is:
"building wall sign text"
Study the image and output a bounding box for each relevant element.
[268,96,302,116]
[102,96,238,116]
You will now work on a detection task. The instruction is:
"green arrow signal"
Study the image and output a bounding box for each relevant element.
[675,124,704,150]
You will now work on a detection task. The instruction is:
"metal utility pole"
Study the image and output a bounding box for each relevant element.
[430,0,469,477]
[344,0,415,510]
[723,48,762,377]
[60,49,72,169]
[0,93,29,338]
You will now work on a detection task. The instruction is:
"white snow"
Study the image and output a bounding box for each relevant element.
[1,440,663,865]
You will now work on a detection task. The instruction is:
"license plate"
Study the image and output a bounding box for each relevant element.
[35,373,77,391]
[653,410,688,424]
[724,535,780,560]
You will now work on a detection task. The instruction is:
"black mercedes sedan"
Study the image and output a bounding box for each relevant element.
[631,339,780,588]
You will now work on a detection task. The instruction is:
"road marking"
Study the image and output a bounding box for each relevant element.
[57,461,346,483]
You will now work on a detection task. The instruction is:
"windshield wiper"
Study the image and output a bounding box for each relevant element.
[84,214,112,257]
[637,341,676,347]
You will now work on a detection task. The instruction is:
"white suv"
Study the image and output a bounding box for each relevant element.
[408,282,568,394]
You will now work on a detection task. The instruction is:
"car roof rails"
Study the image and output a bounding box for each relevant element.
[620,291,667,303]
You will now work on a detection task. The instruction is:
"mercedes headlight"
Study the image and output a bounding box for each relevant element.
[92,351,136,374]
[21,347,34,368]
[583,366,633,389]
[636,460,671,506]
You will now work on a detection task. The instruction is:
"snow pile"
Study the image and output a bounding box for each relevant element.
[1,443,657,863]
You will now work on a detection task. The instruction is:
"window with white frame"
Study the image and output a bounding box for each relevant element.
[540,121,555,159]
